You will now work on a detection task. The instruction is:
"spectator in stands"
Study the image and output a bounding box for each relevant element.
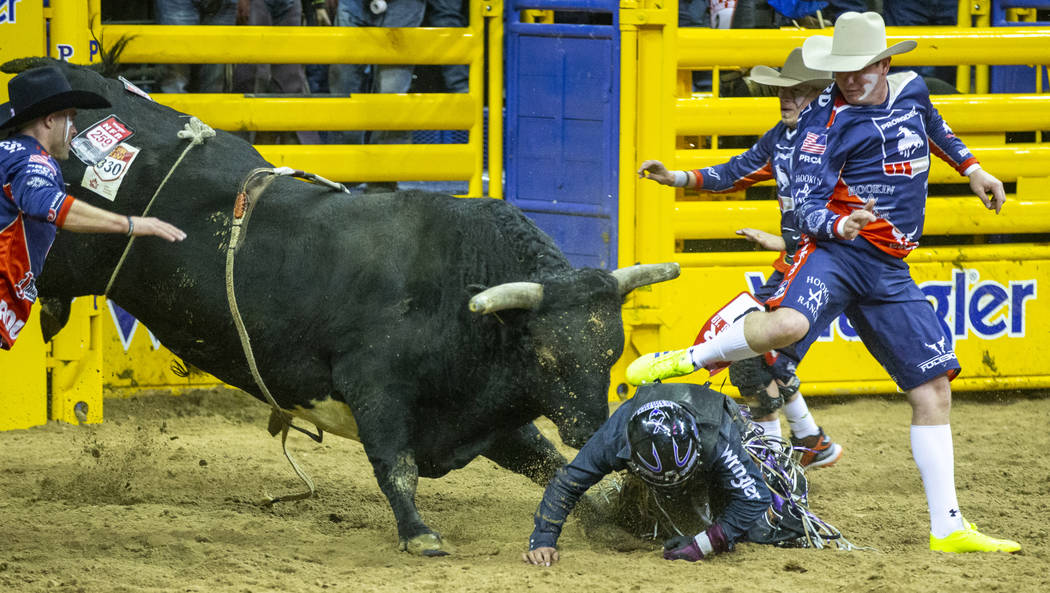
[883,0,958,85]
[709,0,738,28]
[302,0,336,95]
[153,0,238,93]
[328,0,470,193]
[329,0,424,192]
[822,0,870,22]
[425,0,469,94]
[328,0,425,193]
[233,0,322,144]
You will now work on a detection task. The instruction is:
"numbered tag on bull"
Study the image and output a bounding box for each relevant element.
[692,292,766,376]
[80,142,141,201]
[71,114,135,167]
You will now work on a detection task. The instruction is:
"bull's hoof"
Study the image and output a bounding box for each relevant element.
[399,532,451,556]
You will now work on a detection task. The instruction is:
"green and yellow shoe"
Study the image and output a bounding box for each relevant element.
[930,521,1021,553]
[625,349,697,386]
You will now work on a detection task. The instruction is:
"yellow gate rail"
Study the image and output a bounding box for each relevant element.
[101,25,476,65]
[677,26,1050,67]
[154,94,475,132]
[675,94,1050,135]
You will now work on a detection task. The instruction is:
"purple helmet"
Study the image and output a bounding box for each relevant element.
[626,400,702,488]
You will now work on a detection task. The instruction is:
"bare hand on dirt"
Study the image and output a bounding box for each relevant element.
[522,547,559,567]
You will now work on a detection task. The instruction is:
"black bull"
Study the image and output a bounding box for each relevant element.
[19,60,680,555]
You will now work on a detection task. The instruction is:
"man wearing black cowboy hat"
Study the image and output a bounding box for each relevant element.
[0,66,186,350]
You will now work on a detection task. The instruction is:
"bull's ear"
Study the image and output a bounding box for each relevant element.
[1,57,60,75]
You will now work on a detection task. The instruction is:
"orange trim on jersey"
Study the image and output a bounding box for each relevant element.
[54,194,75,227]
[765,236,816,309]
[930,140,980,175]
[772,251,791,274]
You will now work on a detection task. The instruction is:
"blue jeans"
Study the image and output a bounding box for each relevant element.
[153,0,237,92]
[884,0,958,83]
[424,0,468,93]
[328,0,425,145]
[883,0,957,27]
[822,0,868,23]
[231,0,321,143]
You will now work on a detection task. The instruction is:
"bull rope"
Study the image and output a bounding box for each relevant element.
[104,117,216,297]
[224,167,349,506]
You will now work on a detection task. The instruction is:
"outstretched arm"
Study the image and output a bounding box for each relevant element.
[736,227,786,252]
[523,408,628,566]
[60,199,187,242]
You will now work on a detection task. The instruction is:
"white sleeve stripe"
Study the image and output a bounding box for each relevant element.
[834,216,848,238]
[694,532,714,556]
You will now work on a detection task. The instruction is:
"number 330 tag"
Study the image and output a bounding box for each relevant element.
[80,142,141,201]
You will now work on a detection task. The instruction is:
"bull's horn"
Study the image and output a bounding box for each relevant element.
[469,282,544,314]
[612,262,681,295]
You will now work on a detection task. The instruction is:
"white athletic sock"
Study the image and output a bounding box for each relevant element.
[756,419,782,439]
[784,393,820,439]
[910,424,965,538]
[687,321,760,370]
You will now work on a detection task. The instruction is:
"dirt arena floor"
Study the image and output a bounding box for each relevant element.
[1,387,1046,593]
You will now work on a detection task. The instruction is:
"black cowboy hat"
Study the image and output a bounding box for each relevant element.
[0,66,110,131]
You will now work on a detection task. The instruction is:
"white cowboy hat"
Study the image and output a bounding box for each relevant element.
[801,11,917,73]
[746,47,833,88]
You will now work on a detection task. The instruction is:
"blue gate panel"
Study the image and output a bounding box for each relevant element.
[527,211,610,269]
[562,120,606,202]
[505,7,620,270]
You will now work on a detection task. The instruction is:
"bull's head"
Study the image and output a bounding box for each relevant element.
[469,263,679,448]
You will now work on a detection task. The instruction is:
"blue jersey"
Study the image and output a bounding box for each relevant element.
[690,122,802,272]
[790,72,978,259]
[528,389,769,550]
[0,135,75,349]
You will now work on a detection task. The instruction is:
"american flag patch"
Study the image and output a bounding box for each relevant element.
[800,132,827,155]
[28,153,56,173]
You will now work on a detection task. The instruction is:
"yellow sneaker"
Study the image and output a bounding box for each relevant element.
[930,521,1021,553]
[625,349,697,385]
